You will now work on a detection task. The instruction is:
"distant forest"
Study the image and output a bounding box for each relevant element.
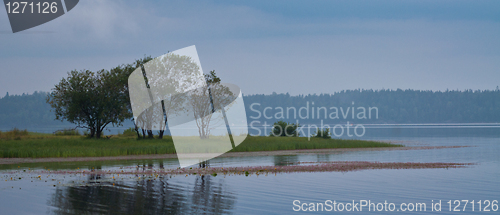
[0,91,72,128]
[244,89,500,124]
[0,89,499,129]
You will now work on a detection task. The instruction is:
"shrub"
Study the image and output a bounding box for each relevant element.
[0,128,29,140]
[54,129,81,136]
[122,128,137,137]
[313,128,331,139]
[269,121,300,137]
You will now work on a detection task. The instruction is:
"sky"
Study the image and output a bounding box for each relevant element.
[1,0,499,96]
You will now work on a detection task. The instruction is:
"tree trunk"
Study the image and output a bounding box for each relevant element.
[133,122,141,139]
[96,129,102,139]
[147,130,154,139]
[158,130,164,139]
[90,128,95,138]
[135,127,140,139]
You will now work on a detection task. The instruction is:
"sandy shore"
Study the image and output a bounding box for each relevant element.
[0,146,468,165]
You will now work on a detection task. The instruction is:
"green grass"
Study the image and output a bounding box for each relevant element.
[0,136,176,158]
[0,133,402,158]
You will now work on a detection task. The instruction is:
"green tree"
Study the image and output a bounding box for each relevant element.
[47,69,131,138]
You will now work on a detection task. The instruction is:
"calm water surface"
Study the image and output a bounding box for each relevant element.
[0,127,499,214]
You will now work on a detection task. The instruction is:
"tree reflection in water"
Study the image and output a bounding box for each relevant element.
[49,174,237,214]
[273,155,298,166]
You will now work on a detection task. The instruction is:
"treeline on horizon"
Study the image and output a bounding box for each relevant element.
[244,89,500,124]
[0,88,499,128]
[0,91,71,128]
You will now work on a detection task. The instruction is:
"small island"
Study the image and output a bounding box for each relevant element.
[0,128,399,161]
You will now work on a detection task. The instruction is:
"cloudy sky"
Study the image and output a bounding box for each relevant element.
[1,0,499,96]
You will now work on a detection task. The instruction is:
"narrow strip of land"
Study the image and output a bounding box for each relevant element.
[0,146,468,165]
[12,161,473,178]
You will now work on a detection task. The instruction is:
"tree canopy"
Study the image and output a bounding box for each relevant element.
[46,57,152,138]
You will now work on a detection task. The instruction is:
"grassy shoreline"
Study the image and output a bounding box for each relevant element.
[0,133,402,158]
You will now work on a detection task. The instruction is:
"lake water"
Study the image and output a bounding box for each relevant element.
[0,126,499,214]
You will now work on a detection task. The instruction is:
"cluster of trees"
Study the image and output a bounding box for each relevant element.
[46,55,234,139]
[131,68,232,140]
